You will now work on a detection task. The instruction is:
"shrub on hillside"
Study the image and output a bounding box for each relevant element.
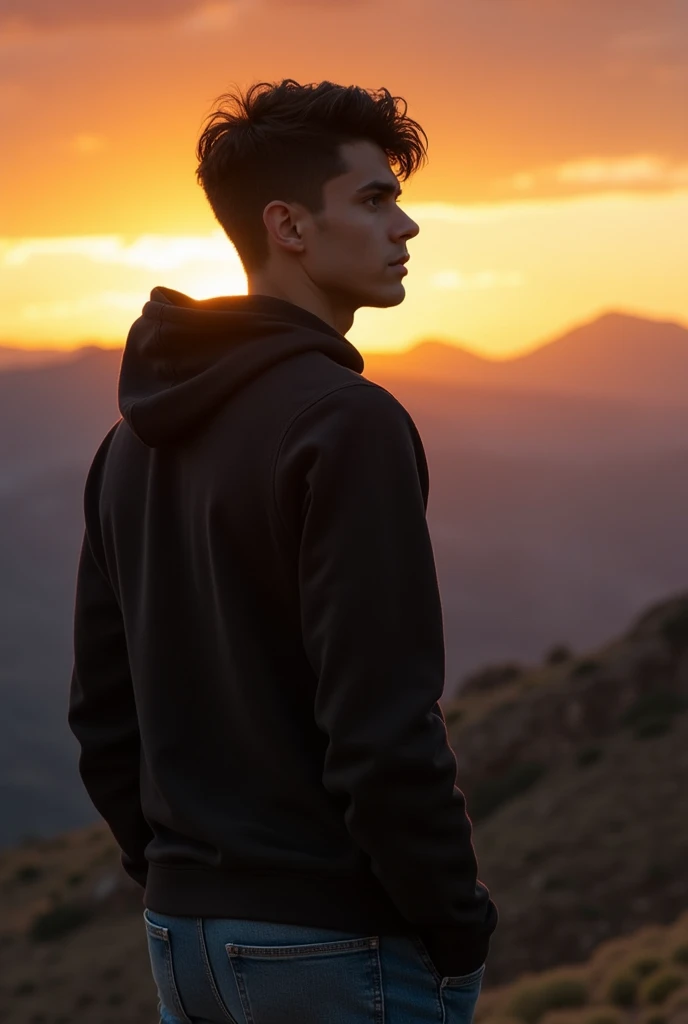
[644,863,671,884]
[620,692,687,740]
[506,977,589,1024]
[671,944,688,966]
[576,745,603,767]
[607,971,639,1007]
[634,718,673,739]
[28,901,94,942]
[572,659,600,677]
[469,762,547,822]
[660,603,688,652]
[13,980,36,996]
[538,1012,589,1024]
[544,644,573,665]
[584,1012,624,1024]
[639,971,685,1006]
[444,704,464,726]
[631,957,664,979]
[580,905,605,921]
[13,864,43,884]
[458,662,524,696]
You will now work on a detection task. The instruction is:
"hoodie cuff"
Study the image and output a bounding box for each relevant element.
[416,925,493,979]
[121,852,149,889]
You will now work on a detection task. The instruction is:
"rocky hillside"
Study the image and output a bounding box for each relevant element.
[458,593,688,982]
[0,593,686,1022]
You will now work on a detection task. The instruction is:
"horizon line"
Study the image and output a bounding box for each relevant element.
[1,306,687,364]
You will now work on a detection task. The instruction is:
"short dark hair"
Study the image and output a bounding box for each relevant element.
[195,78,428,273]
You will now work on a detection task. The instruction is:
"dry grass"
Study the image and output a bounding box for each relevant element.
[476,910,688,1024]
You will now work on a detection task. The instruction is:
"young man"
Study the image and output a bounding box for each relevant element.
[68,78,498,1023]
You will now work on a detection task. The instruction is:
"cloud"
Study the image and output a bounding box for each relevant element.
[609,29,675,55]
[1,0,687,224]
[0,0,225,31]
[556,156,688,188]
[498,156,688,195]
[0,0,348,32]
[430,270,524,291]
[0,230,248,343]
[502,0,678,17]
[3,192,688,356]
[20,292,142,321]
[260,0,369,5]
[2,230,240,271]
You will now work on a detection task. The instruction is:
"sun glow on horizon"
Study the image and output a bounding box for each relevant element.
[2,190,688,358]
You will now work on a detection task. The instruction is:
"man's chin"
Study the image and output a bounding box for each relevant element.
[360,281,407,309]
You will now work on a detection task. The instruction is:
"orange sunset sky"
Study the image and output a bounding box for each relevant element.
[1,0,687,357]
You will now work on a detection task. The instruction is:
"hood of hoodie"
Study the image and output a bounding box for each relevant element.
[118,286,365,446]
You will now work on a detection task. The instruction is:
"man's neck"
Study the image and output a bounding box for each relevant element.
[246,277,354,337]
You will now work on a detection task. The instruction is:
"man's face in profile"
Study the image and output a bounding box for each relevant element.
[297,139,420,312]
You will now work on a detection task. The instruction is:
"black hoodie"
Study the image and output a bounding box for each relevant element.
[68,286,498,978]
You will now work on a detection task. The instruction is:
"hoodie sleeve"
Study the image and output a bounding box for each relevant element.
[68,436,154,888]
[274,381,498,977]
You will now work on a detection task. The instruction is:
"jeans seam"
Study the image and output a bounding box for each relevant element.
[371,941,385,1024]
[410,935,445,1019]
[151,922,192,1023]
[226,936,377,958]
[196,917,239,1024]
[411,935,443,984]
[226,952,255,1024]
[165,945,190,1023]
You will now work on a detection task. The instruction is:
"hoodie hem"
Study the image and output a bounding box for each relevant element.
[142,864,494,975]
[143,863,416,934]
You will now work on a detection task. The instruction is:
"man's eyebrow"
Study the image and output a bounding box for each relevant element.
[355,179,403,198]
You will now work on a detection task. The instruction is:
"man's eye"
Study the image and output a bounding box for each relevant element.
[366,194,383,207]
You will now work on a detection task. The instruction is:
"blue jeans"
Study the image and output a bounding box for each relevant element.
[144,910,486,1024]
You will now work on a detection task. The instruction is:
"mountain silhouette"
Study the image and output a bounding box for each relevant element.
[3,309,687,404]
[363,311,688,405]
[0,346,75,371]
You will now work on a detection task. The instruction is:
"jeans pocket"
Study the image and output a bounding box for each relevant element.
[440,963,485,1024]
[225,934,384,1024]
[143,910,192,1023]
[442,962,486,988]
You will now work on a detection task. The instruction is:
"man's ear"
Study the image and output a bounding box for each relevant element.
[263,200,305,254]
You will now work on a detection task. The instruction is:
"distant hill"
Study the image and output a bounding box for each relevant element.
[2,315,687,476]
[5,309,688,407]
[363,311,688,406]
[1,592,687,1023]
[497,311,688,403]
[0,346,76,371]
[367,336,489,378]
[0,347,121,481]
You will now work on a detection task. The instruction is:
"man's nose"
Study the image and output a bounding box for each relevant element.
[393,212,419,240]
[400,213,420,239]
